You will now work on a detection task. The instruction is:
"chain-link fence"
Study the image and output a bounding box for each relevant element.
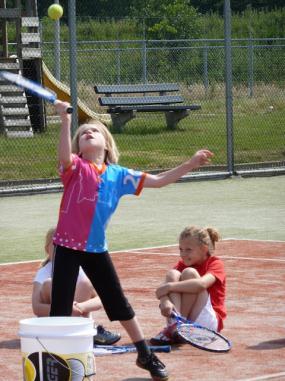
[0,7,284,195]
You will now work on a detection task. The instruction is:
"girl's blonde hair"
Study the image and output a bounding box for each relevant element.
[71,120,119,164]
[41,228,55,267]
[179,225,220,255]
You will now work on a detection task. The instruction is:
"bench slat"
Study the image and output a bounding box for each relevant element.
[99,95,184,107]
[108,104,201,113]
[95,83,180,94]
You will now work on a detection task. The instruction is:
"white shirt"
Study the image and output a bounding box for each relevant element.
[33,261,88,285]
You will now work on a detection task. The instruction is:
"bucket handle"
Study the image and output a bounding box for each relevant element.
[36,336,96,379]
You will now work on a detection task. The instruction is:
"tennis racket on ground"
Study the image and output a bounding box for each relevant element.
[94,344,171,356]
[172,311,231,353]
[0,70,73,113]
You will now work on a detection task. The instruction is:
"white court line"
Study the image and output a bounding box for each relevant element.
[0,259,41,266]
[235,371,285,381]
[128,251,285,263]
[1,238,284,266]
[222,238,285,243]
[121,238,285,253]
[221,255,285,263]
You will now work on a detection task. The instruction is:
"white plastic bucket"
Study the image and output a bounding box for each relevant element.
[19,317,96,381]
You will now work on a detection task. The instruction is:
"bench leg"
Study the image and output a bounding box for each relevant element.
[165,110,190,129]
[111,111,136,132]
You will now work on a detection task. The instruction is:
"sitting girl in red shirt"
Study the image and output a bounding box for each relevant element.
[151,225,226,345]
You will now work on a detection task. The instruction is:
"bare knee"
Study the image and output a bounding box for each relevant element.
[40,279,52,303]
[165,269,181,282]
[75,278,95,302]
[181,267,200,280]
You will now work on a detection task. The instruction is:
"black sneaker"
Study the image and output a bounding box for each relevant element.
[136,352,169,381]
[93,325,121,345]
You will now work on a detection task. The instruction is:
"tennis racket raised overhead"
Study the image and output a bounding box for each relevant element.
[172,311,231,353]
[0,70,73,113]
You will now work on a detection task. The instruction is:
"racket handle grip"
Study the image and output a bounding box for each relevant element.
[153,345,171,353]
[66,106,73,114]
[53,100,73,114]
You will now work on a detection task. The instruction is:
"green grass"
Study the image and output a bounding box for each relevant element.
[0,126,58,181]
[0,103,284,182]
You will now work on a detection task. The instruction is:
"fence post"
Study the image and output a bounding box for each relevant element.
[53,0,61,81]
[142,19,147,83]
[142,39,147,83]
[248,35,254,97]
[116,39,121,84]
[68,0,78,135]
[203,45,209,94]
[224,0,235,175]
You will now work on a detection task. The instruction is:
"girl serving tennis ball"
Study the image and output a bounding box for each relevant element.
[151,225,226,346]
[51,100,213,381]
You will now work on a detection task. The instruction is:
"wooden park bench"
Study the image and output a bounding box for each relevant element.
[94,83,201,132]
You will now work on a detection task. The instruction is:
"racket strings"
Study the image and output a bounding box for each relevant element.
[179,325,217,345]
[177,323,231,352]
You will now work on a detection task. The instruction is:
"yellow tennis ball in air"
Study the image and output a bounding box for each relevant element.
[48,4,63,20]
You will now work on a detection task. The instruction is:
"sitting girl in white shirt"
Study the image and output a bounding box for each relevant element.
[32,227,120,345]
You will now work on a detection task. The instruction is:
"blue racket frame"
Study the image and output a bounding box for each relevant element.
[0,70,73,113]
[94,344,171,356]
[172,311,232,353]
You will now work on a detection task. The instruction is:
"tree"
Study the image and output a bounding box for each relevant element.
[130,0,202,39]
[190,0,285,14]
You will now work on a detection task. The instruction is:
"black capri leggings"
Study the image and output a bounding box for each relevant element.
[50,245,135,321]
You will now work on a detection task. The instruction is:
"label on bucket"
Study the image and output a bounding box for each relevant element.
[22,351,96,381]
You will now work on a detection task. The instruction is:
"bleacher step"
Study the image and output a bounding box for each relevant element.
[0,62,20,70]
[1,107,29,116]
[21,32,41,43]
[21,17,39,27]
[5,128,33,138]
[21,48,42,58]
[4,119,32,127]
[0,96,27,104]
[0,85,24,93]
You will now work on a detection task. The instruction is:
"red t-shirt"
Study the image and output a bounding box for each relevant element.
[174,255,226,331]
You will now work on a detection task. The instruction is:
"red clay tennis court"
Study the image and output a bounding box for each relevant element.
[1,239,285,381]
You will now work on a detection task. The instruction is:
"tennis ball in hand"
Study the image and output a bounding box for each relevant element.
[48,4,63,20]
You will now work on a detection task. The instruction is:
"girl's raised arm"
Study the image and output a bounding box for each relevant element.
[144,149,214,188]
[55,101,73,170]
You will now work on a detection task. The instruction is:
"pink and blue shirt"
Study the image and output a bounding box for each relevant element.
[53,154,146,253]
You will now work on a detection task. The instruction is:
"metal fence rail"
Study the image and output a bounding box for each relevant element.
[1,28,284,195]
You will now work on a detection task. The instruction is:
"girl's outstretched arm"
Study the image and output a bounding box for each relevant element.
[55,101,73,170]
[144,149,214,188]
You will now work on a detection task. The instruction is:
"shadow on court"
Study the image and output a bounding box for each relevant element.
[0,240,284,380]
[247,338,285,350]
[0,339,20,350]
